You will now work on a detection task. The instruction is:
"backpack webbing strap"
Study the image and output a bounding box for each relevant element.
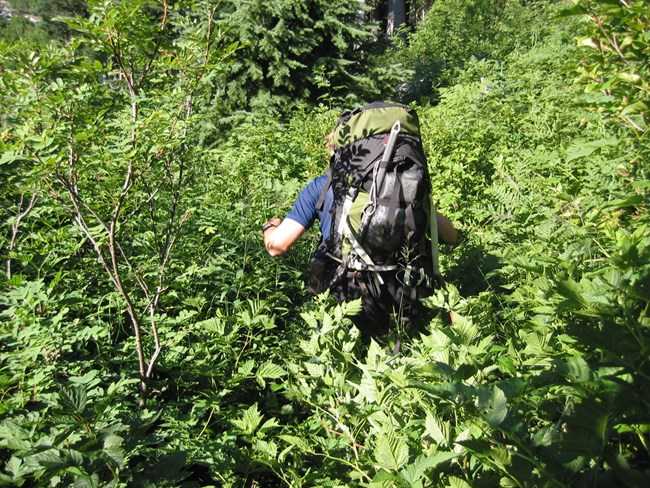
[429,197,441,279]
[386,171,402,225]
[316,167,332,211]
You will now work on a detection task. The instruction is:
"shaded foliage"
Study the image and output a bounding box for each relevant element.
[1,0,649,486]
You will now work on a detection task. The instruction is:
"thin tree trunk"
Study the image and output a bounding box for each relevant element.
[387,0,406,36]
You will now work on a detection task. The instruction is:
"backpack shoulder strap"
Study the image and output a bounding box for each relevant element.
[316,165,332,211]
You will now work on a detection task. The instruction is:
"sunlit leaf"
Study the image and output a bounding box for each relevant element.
[374,429,409,471]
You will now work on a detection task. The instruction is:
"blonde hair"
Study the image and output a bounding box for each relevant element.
[326,132,335,156]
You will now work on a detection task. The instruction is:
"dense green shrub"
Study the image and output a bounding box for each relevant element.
[1,0,648,486]
[394,0,568,104]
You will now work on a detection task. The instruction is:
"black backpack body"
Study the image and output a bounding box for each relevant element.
[310,102,441,328]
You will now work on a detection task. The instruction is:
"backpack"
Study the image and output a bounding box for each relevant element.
[310,102,441,302]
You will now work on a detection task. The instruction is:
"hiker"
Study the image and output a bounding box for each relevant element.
[263,102,457,339]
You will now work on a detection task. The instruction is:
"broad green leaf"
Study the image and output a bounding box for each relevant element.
[561,394,623,456]
[374,429,409,471]
[482,386,508,427]
[448,476,472,488]
[349,373,378,403]
[621,100,649,116]
[565,138,617,162]
[24,449,67,471]
[551,356,592,382]
[0,421,31,450]
[0,151,21,165]
[5,456,28,479]
[399,452,458,485]
[73,474,99,488]
[68,370,100,388]
[554,279,590,310]
[256,361,287,380]
[58,385,87,414]
[231,404,263,435]
[424,413,450,445]
[277,434,311,451]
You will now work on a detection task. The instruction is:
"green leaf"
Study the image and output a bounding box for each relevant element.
[424,413,450,446]
[58,385,87,414]
[374,429,409,471]
[231,403,263,436]
[256,361,287,381]
[349,373,378,403]
[565,138,617,162]
[478,386,508,427]
[551,356,593,383]
[254,439,278,458]
[5,456,29,479]
[448,476,472,488]
[0,151,21,165]
[621,100,649,116]
[399,452,458,485]
[554,279,590,310]
[24,449,68,471]
[0,421,31,450]
[277,434,311,452]
[73,474,99,488]
[561,394,623,457]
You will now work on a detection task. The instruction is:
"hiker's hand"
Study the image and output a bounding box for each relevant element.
[263,218,306,257]
[262,218,282,233]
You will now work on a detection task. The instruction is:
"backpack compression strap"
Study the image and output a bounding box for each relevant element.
[428,196,442,283]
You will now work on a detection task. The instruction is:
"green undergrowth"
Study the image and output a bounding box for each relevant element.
[1,1,648,486]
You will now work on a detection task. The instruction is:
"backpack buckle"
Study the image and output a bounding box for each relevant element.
[403,265,427,287]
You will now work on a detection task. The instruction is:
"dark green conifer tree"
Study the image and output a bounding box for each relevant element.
[205,0,386,129]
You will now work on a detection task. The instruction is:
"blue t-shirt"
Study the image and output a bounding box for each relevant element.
[286,174,333,240]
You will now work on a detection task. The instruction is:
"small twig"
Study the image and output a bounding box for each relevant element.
[6,192,38,279]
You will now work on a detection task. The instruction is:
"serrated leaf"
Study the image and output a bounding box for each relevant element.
[561,394,623,456]
[73,474,99,488]
[551,356,592,382]
[343,298,363,317]
[259,417,280,433]
[237,359,255,375]
[231,404,263,435]
[425,413,450,445]
[555,279,590,309]
[448,476,472,488]
[374,430,409,470]
[254,439,277,458]
[399,452,458,485]
[565,138,617,162]
[24,449,67,471]
[0,420,31,450]
[256,361,287,379]
[58,385,87,414]
[482,386,508,427]
[5,456,28,478]
[277,434,310,451]
[100,446,125,469]
[349,373,378,403]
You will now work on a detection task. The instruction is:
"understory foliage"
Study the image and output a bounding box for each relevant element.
[1,0,649,486]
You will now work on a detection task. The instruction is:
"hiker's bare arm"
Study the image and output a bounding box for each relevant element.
[264,218,307,257]
[436,212,458,245]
